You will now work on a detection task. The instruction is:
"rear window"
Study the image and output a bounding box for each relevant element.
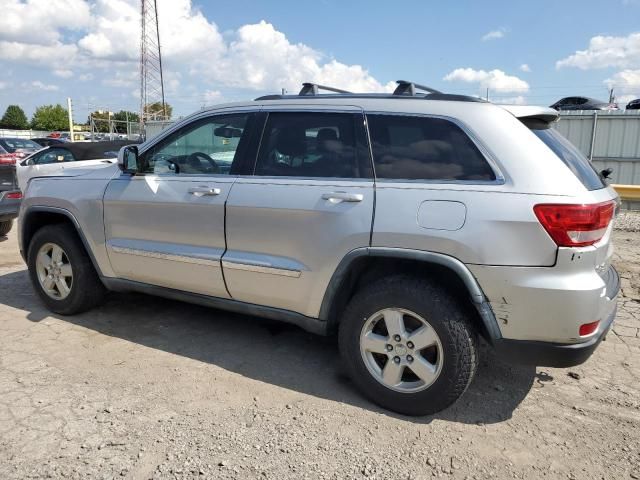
[529,125,605,191]
[0,139,40,152]
[367,115,496,181]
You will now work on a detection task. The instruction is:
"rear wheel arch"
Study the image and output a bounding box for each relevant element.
[320,248,500,342]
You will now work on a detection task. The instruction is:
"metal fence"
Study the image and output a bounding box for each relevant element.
[0,129,50,139]
[554,111,640,185]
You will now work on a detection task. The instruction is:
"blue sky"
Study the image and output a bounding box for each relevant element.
[0,0,639,121]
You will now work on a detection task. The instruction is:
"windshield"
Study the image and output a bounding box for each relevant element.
[529,125,605,191]
[0,139,41,152]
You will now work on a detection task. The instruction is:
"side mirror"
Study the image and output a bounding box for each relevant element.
[117,145,140,173]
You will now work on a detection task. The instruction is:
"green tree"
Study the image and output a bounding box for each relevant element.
[0,105,29,129]
[31,104,68,131]
[113,110,140,133]
[88,110,111,133]
[144,102,172,120]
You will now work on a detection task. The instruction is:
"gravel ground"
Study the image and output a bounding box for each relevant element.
[0,224,639,480]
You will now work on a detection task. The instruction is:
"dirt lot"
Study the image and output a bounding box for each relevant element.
[0,225,639,480]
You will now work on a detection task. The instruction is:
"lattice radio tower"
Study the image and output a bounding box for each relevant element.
[139,0,167,129]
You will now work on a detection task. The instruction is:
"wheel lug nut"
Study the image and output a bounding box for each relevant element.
[407,355,413,363]
[385,344,393,352]
[407,341,414,349]
[393,335,401,342]
[393,356,400,364]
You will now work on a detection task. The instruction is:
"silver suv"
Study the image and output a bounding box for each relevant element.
[18,81,620,415]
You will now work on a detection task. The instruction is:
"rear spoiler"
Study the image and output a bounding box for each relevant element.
[499,105,560,125]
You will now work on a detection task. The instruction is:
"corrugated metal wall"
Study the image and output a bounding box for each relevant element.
[554,111,640,185]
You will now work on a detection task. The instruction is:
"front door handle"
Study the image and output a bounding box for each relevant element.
[189,187,221,197]
[322,191,364,203]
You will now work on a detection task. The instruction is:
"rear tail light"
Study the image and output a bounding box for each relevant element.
[5,191,22,199]
[0,153,18,165]
[579,320,600,336]
[533,200,615,247]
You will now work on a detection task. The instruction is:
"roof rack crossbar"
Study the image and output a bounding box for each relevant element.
[393,80,442,96]
[299,82,352,96]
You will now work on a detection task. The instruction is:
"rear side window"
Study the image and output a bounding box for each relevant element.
[367,115,496,181]
[254,112,370,178]
[529,126,604,191]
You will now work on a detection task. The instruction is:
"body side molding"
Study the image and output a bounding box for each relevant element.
[101,277,327,335]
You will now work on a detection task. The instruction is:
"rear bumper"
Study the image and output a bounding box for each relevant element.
[492,302,617,367]
[491,265,620,367]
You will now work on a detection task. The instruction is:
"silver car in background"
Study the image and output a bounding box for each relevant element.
[17,81,620,415]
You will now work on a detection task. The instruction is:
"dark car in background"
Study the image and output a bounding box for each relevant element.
[0,138,42,164]
[626,99,640,110]
[0,160,21,236]
[550,96,619,111]
[31,137,69,148]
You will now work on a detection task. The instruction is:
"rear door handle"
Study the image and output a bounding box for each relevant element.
[322,192,364,203]
[189,187,221,197]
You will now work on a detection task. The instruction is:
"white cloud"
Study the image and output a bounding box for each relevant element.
[0,0,91,45]
[207,21,394,93]
[443,68,529,93]
[556,32,640,70]
[481,29,506,41]
[604,69,640,105]
[24,81,59,91]
[519,64,531,72]
[494,95,527,105]
[0,0,395,109]
[203,90,222,104]
[0,81,10,89]
[53,69,74,79]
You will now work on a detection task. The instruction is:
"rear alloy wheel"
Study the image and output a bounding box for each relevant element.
[360,308,444,393]
[339,275,478,416]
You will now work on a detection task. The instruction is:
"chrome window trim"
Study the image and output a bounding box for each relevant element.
[364,111,506,185]
[221,260,301,278]
[110,245,220,267]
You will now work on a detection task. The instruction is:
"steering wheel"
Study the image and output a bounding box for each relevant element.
[187,152,219,174]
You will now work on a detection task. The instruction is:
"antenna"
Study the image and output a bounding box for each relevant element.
[139,0,167,132]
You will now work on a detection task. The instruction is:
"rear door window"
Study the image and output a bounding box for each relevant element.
[528,125,605,191]
[367,114,496,181]
[254,112,370,178]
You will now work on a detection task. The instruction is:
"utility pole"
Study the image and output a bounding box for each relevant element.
[67,97,75,142]
[140,0,167,135]
[486,88,489,101]
[608,88,615,104]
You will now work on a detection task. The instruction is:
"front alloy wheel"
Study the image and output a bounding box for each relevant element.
[35,242,74,300]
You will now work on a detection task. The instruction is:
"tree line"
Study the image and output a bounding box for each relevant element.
[0,102,172,132]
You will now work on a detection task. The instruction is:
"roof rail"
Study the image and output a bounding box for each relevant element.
[393,80,442,96]
[299,82,352,96]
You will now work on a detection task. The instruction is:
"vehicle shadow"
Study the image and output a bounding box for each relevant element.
[0,269,538,424]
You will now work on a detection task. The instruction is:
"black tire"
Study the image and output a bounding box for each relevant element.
[338,275,478,416]
[0,220,13,236]
[27,224,106,315]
